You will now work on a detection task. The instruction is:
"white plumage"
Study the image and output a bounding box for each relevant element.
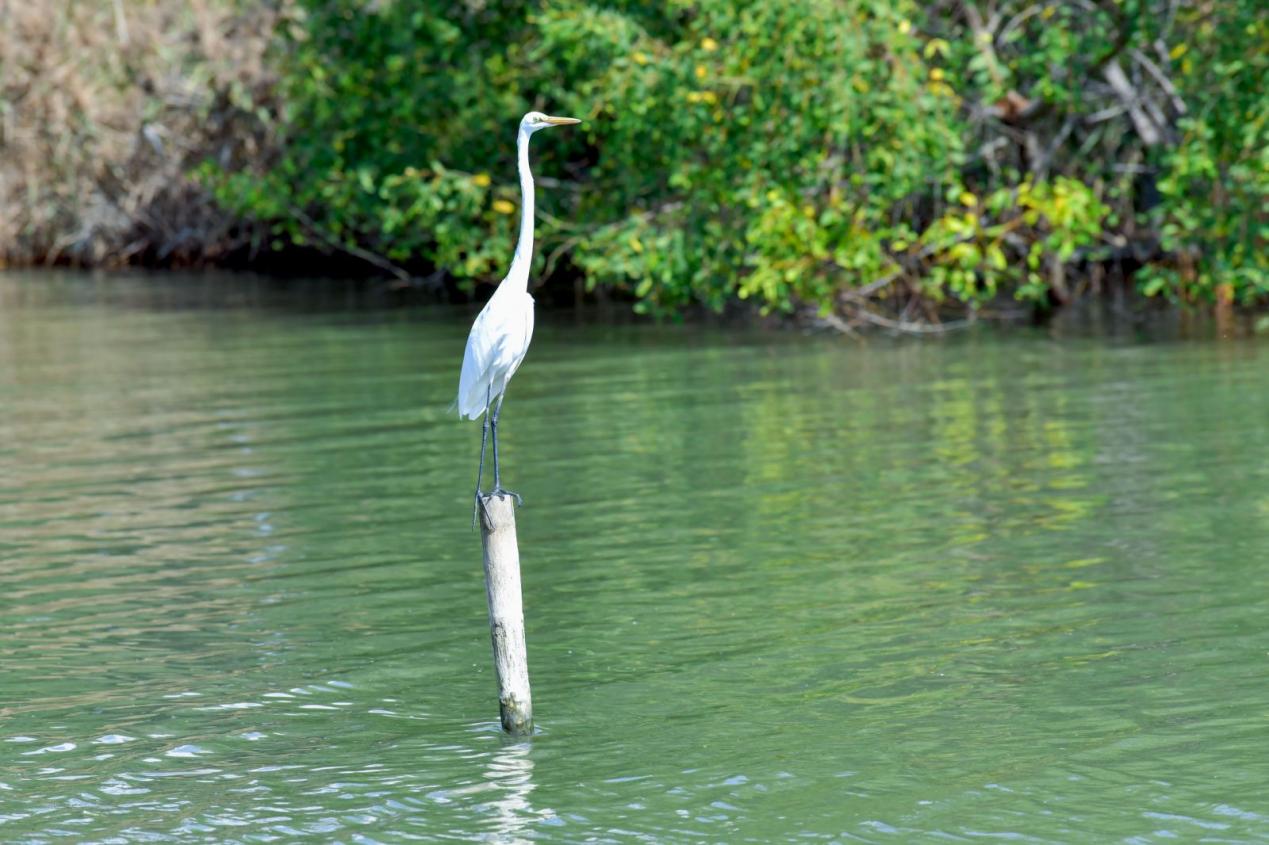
[457,110,580,502]
[455,284,535,420]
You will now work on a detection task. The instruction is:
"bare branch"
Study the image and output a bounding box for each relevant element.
[288,205,421,285]
[1103,60,1163,146]
[962,1,1007,89]
[1131,48,1187,115]
[999,4,1045,42]
[845,306,976,335]
[836,271,901,302]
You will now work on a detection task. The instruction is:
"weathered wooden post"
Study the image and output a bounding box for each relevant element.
[478,493,532,734]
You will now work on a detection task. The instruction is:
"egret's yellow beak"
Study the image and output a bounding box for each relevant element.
[544,115,582,126]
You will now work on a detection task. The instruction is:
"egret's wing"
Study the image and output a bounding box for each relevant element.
[456,289,536,419]
[456,302,499,419]
[505,294,535,382]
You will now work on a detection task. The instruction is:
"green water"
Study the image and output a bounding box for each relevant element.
[2,273,1267,843]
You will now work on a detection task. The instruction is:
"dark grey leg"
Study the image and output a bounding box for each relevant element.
[490,394,504,491]
[472,386,492,527]
[489,394,522,506]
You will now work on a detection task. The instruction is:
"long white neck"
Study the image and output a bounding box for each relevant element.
[504,127,534,292]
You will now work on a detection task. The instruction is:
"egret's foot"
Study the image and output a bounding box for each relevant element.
[472,488,521,529]
[488,487,524,507]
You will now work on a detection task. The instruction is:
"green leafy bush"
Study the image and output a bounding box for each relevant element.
[203,0,1267,320]
[1138,0,1268,304]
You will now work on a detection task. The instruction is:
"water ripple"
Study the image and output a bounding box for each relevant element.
[1,274,1267,842]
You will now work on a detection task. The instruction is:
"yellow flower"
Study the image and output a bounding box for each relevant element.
[695,63,708,80]
[701,37,719,52]
[633,50,649,65]
[472,172,491,187]
[898,19,912,35]
[958,191,977,207]
[700,90,718,104]
[492,199,516,215]
[930,67,945,81]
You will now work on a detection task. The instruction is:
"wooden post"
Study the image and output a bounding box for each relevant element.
[478,493,533,734]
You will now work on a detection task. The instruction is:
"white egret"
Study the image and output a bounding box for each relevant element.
[456,111,581,512]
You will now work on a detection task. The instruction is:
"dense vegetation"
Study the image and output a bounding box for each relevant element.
[3,1,1265,325]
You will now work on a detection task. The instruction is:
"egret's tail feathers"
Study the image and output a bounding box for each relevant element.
[454,394,487,420]
[455,376,496,420]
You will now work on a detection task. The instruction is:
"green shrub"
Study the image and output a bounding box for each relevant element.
[204,0,1267,318]
[1138,0,1268,304]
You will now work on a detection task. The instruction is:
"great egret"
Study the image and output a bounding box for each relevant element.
[456,111,580,513]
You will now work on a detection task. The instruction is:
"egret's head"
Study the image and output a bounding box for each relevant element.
[521,111,581,134]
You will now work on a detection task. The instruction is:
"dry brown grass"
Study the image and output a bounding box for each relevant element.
[0,0,287,267]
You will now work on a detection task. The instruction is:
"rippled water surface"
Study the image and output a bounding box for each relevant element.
[2,272,1267,843]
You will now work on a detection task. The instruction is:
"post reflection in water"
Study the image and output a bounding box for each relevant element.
[482,740,549,843]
